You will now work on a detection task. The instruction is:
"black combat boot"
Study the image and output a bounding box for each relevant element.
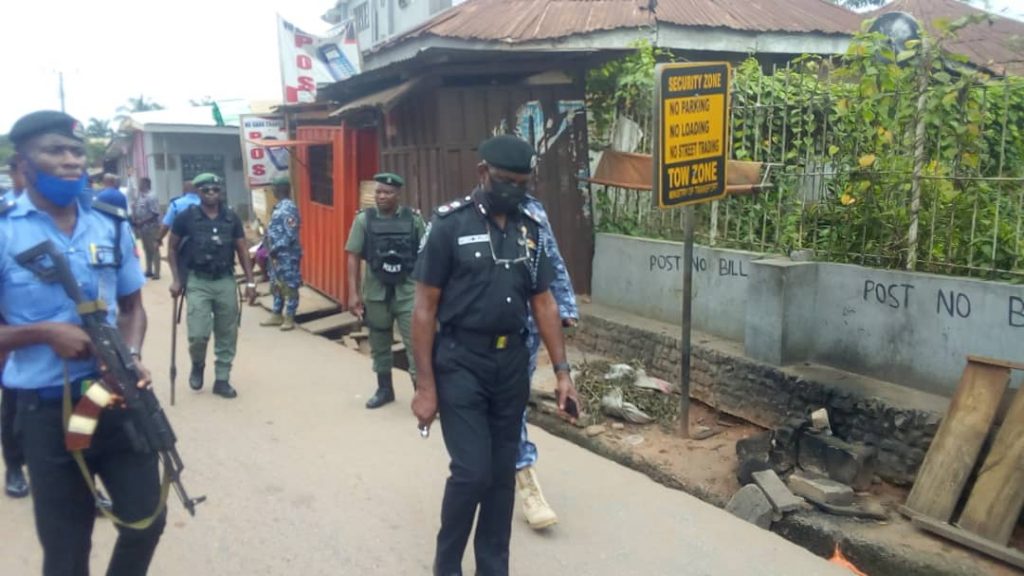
[365,372,395,409]
[189,363,204,391]
[212,380,238,399]
[5,467,28,498]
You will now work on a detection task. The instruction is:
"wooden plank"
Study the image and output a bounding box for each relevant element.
[912,515,1024,571]
[903,360,1010,521]
[958,385,1024,544]
[300,312,360,336]
[966,355,1024,371]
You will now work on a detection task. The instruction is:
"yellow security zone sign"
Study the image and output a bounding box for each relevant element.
[655,62,730,208]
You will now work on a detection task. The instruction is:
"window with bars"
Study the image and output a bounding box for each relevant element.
[354,3,369,31]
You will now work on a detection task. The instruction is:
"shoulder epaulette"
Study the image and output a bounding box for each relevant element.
[519,203,542,226]
[92,200,128,221]
[0,198,16,217]
[434,196,473,218]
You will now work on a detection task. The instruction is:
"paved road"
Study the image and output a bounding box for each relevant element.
[0,279,847,575]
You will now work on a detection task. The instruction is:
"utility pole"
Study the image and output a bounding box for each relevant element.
[59,71,66,112]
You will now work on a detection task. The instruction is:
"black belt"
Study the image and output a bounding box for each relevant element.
[190,269,232,281]
[16,376,99,405]
[441,325,525,351]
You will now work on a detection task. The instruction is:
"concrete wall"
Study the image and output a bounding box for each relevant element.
[144,133,248,217]
[591,234,759,342]
[592,233,1024,396]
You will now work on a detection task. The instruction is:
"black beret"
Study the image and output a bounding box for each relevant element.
[9,111,86,147]
[373,172,405,187]
[479,135,535,175]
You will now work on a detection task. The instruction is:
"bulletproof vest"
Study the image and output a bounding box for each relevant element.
[363,207,418,286]
[185,206,236,276]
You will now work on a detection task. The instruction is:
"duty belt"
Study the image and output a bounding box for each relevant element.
[441,325,525,351]
[190,269,232,281]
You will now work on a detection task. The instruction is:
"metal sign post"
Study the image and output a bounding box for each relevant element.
[653,62,731,438]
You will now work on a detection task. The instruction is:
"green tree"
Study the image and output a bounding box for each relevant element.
[85,118,112,138]
[114,95,164,123]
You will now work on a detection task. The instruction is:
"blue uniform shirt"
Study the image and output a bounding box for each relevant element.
[162,192,201,227]
[96,187,128,211]
[0,192,145,389]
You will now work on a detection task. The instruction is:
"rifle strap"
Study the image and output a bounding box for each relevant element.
[61,363,173,530]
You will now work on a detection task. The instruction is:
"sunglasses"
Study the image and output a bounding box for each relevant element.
[198,185,222,194]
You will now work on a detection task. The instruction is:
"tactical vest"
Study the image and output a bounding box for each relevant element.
[184,205,236,277]
[363,207,418,286]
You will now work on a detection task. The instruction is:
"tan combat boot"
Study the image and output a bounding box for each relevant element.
[280,315,296,331]
[516,466,558,530]
[260,313,284,327]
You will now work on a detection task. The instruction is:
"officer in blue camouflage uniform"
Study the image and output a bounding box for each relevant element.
[515,195,578,530]
[259,176,302,331]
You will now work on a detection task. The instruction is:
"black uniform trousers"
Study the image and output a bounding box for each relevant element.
[1,383,24,470]
[18,391,166,576]
[433,332,530,576]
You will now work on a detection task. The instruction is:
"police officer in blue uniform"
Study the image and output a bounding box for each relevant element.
[412,135,580,576]
[1,157,28,499]
[0,111,164,575]
[158,179,200,245]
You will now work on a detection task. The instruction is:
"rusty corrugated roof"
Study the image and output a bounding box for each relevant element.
[656,0,860,34]
[868,0,1024,76]
[388,0,859,48]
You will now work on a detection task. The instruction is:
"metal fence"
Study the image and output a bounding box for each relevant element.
[593,63,1024,283]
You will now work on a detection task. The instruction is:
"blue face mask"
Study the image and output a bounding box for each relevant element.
[31,167,87,207]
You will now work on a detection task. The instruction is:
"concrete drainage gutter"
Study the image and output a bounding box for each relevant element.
[526,408,998,576]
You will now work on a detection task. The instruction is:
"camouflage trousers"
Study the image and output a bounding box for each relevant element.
[270,253,302,317]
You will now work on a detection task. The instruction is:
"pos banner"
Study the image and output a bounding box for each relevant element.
[240,114,289,187]
[278,16,361,105]
[654,62,731,208]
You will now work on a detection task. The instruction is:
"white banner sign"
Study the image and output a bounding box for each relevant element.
[240,114,289,187]
[278,17,360,105]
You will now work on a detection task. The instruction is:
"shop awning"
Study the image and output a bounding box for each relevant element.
[329,78,423,118]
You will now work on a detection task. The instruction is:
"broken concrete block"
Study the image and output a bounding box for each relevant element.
[736,431,773,461]
[584,424,607,437]
[798,431,877,491]
[752,469,804,514]
[788,472,854,506]
[737,458,772,486]
[725,484,774,529]
[810,408,831,433]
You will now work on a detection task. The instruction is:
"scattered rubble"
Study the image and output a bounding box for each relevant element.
[798,431,877,492]
[788,472,855,507]
[752,469,805,514]
[725,484,775,529]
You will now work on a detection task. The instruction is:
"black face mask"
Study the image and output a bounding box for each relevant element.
[486,179,528,214]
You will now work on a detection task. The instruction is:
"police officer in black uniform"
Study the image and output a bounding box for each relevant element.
[412,135,580,576]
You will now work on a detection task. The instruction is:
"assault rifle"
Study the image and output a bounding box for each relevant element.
[16,240,205,516]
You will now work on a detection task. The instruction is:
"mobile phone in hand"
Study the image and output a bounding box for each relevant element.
[563,397,580,418]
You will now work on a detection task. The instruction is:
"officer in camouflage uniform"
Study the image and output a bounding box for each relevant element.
[515,195,578,531]
[260,176,302,331]
[346,173,426,409]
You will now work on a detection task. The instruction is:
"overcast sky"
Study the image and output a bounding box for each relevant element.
[1,0,1021,133]
[0,0,332,131]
